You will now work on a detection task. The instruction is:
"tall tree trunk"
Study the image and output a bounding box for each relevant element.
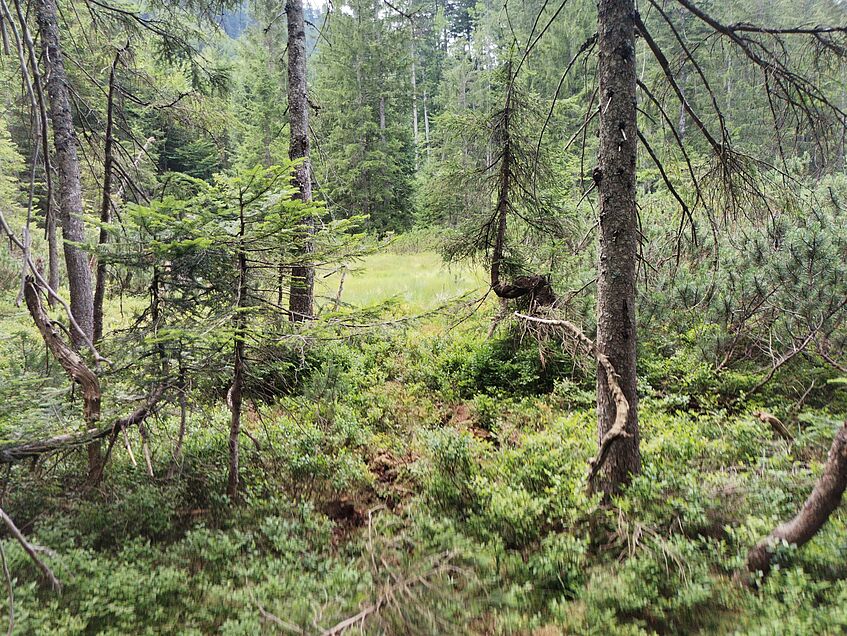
[677,66,688,142]
[7,0,58,305]
[286,0,314,321]
[379,95,386,141]
[410,27,419,169]
[93,52,120,344]
[593,0,640,496]
[47,202,59,302]
[36,0,93,349]
[423,89,431,154]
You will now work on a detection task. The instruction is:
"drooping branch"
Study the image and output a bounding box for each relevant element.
[514,312,630,485]
[746,421,847,579]
[23,276,100,424]
[672,0,847,130]
[633,13,724,157]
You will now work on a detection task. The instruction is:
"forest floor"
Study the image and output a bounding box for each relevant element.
[1,253,846,635]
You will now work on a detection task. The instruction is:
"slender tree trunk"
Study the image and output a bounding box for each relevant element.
[491,73,511,294]
[747,421,847,579]
[410,27,419,169]
[423,89,431,154]
[93,52,120,344]
[379,95,386,141]
[286,0,315,321]
[47,199,59,302]
[36,0,93,349]
[167,353,187,479]
[8,0,58,305]
[593,0,640,496]
[677,66,688,142]
[227,200,248,499]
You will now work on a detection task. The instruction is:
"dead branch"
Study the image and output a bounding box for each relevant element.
[321,550,457,636]
[23,276,100,424]
[0,386,164,464]
[752,410,794,442]
[0,506,60,592]
[514,312,630,484]
[746,420,847,579]
[0,541,12,636]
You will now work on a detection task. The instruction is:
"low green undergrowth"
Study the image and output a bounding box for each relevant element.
[1,316,845,635]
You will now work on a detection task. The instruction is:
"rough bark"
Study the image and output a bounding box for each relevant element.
[23,275,104,481]
[93,52,119,344]
[747,421,847,578]
[594,0,640,496]
[286,0,315,321]
[36,0,94,348]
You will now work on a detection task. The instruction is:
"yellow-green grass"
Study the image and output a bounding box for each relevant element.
[0,251,488,341]
[316,251,487,314]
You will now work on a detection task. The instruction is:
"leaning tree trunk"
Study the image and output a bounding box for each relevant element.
[747,421,847,578]
[593,0,641,496]
[36,0,93,349]
[286,0,315,321]
[36,0,99,478]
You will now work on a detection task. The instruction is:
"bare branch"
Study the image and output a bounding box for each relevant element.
[514,312,630,484]
[0,507,60,592]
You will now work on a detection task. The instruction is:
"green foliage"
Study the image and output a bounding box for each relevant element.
[312,0,415,232]
[0,302,846,633]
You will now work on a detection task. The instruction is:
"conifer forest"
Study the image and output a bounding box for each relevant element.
[0,0,847,632]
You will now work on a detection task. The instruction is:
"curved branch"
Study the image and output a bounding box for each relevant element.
[514,313,630,483]
[747,421,847,578]
[0,386,165,464]
[0,507,60,591]
[23,276,100,424]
